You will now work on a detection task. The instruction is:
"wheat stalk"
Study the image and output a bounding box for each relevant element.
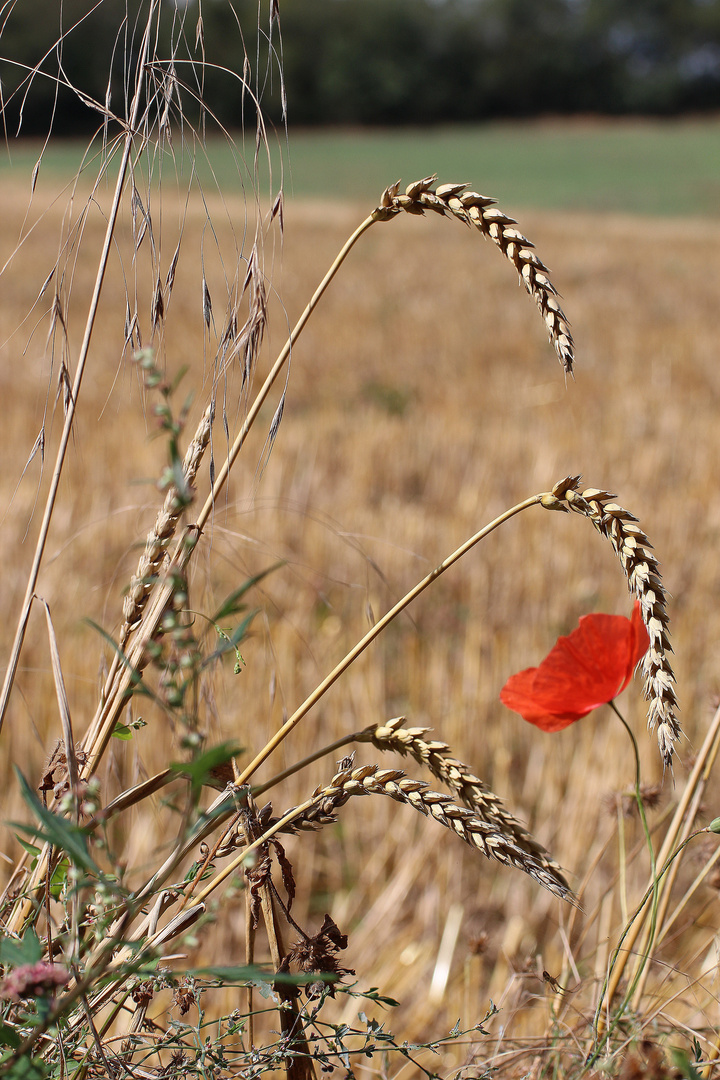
[276,762,574,903]
[374,176,574,374]
[1,169,576,935]
[542,475,681,766]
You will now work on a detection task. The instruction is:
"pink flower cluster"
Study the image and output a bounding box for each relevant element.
[0,961,70,1002]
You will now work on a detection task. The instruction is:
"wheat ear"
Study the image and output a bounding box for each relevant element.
[542,476,681,766]
[277,762,574,903]
[355,716,568,893]
[373,176,574,374]
[120,401,214,647]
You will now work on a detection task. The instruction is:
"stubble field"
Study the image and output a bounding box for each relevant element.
[2,137,720,1074]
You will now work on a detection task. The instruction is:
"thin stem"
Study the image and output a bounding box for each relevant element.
[627,707,720,1013]
[591,699,720,1045]
[590,700,658,1056]
[233,493,544,787]
[616,796,628,926]
[194,213,377,535]
[608,700,654,865]
[0,2,160,734]
[585,827,707,1073]
[251,731,363,797]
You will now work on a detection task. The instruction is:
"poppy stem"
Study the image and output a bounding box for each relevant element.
[607,700,657,880]
[586,829,707,1072]
[590,700,659,1055]
[607,701,639,792]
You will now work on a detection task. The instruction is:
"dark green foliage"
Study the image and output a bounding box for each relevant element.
[3,0,720,136]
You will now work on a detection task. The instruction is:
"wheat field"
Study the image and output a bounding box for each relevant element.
[2,159,720,1075]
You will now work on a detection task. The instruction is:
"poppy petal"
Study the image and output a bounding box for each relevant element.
[500,603,650,732]
[500,667,589,731]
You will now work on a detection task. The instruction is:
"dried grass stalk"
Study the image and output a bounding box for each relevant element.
[277,762,574,903]
[374,176,574,374]
[542,475,681,766]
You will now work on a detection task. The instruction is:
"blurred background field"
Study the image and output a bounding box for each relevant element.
[4,116,720,214]
[2,112,720,1068]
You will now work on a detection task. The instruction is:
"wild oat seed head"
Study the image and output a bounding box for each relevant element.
[374,176,574,374]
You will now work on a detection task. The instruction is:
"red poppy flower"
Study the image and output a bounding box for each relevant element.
[500,602,650,732]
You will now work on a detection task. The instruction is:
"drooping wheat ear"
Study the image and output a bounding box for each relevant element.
[542,475,681,767]
[354,716,569,895]
[277,762,574,903]
[120,401,214,647]
[373,176,574,375]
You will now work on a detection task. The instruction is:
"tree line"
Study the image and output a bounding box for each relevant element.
[3,0,720,136]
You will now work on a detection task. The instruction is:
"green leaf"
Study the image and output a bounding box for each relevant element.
[15,838,41,857]
[112,722,134,740]
[49,857,70,901]
[204,610,259,673]
[227,611,258,647]
[361,988,401,1008]
[168,364,189,396]
[210,564,283,623]
[193,965,274,982]
[13,771,98,875]
[169,742,244,796]
[0,1021,21,1050]
[0,927,43,967]
[671,1050,702,1080]
[2,1056,48,1079]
